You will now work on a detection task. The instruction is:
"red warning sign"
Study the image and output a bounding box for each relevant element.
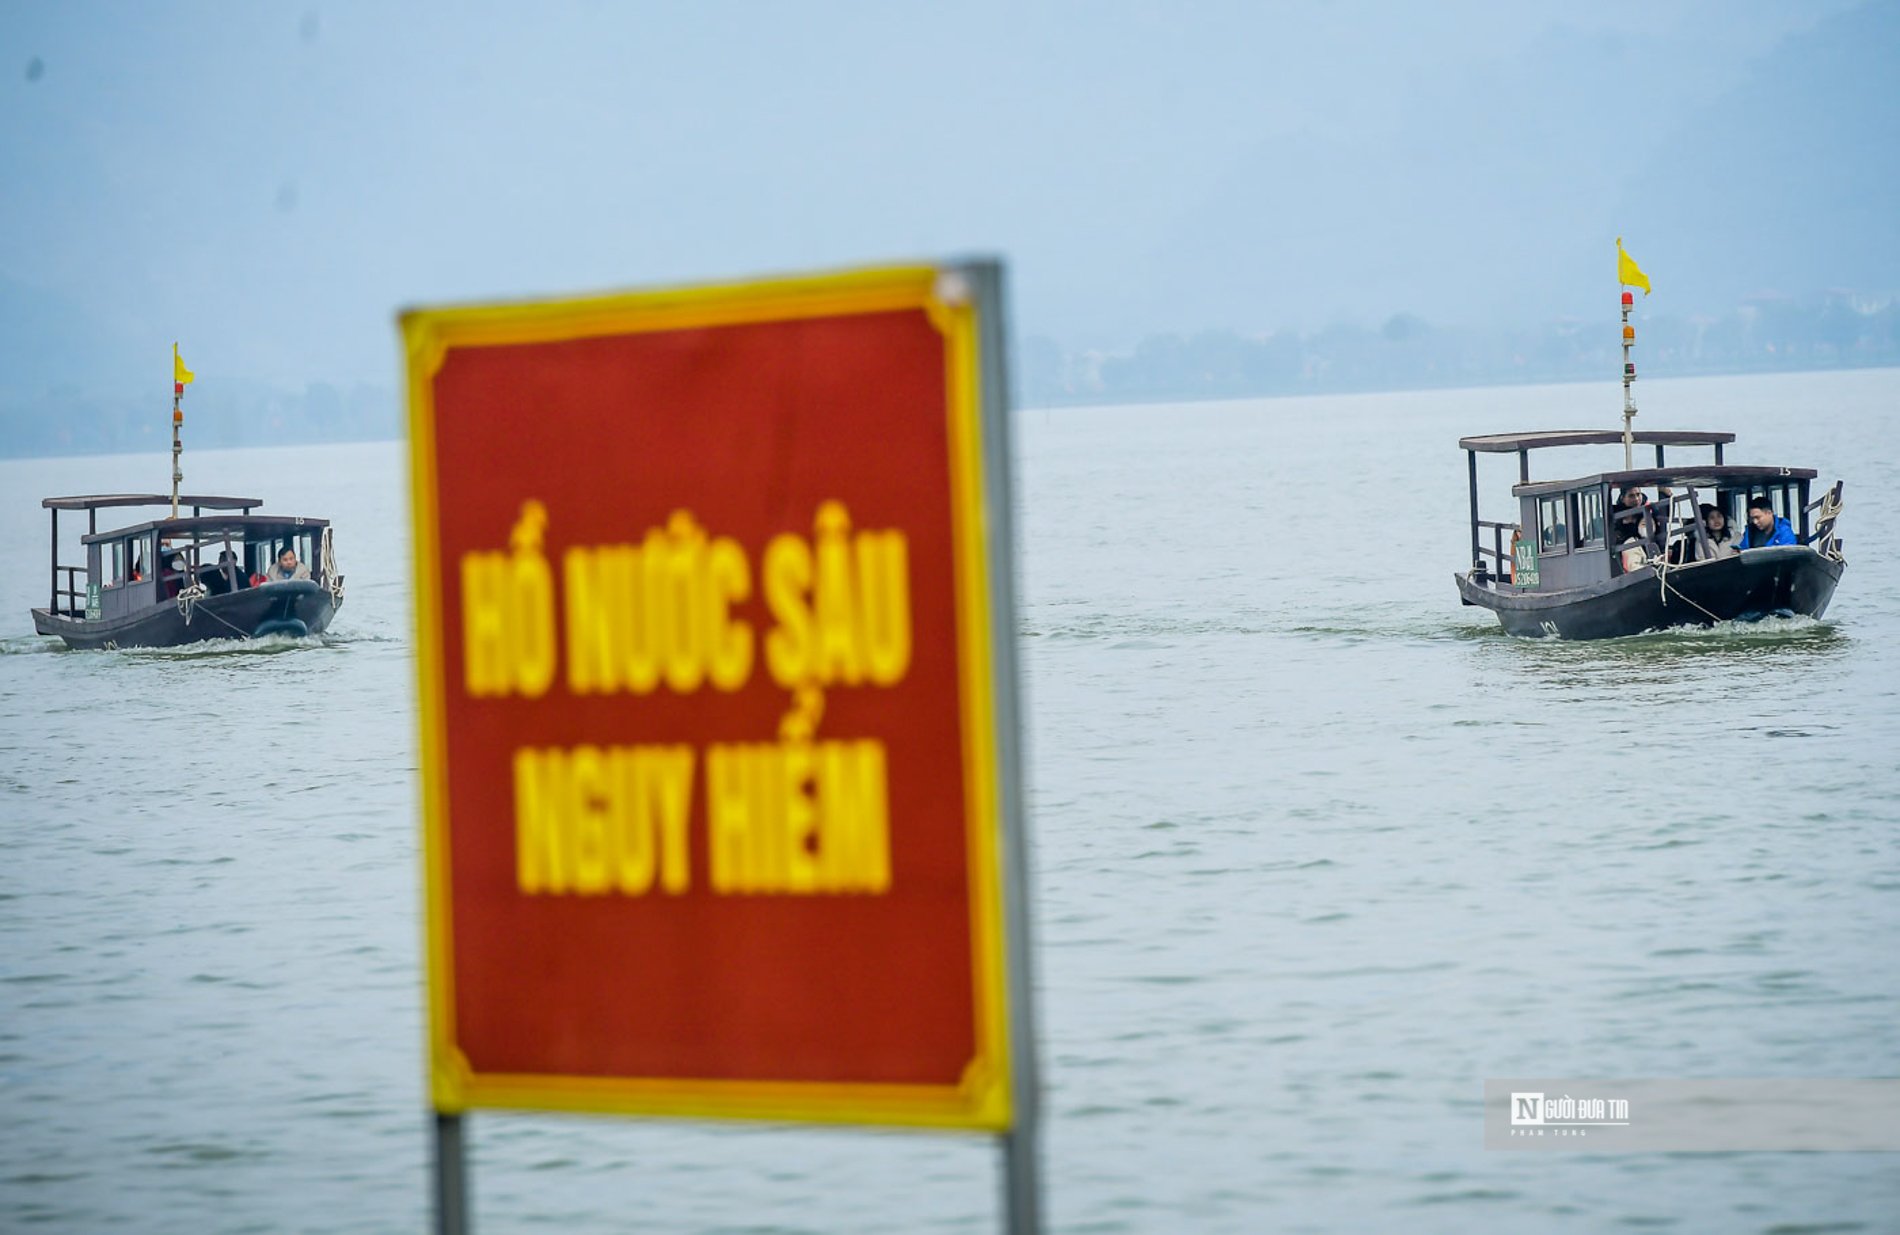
[405,264,1018,1129]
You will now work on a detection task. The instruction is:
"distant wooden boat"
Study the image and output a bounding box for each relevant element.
[31,493,344,649]
[1454,429,1845,639]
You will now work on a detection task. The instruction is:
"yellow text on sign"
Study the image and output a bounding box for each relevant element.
[511,739,892,897]
[514,744,695,895]
[462,502,556,698]
[460,501,913,701]
[763,501,912,691]
[706,739,892,894]
[564,511,753,696]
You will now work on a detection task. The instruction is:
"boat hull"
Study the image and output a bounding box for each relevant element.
[1456,546,1843,639]
[31,580,339,650]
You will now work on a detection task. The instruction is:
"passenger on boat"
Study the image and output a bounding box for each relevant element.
[203,549,245,594]
[1613,488,1654,545]
[263,547,311,582]
[1699,504,1738,560]
[1667,501,1738,564]
[1738,495,1796,550]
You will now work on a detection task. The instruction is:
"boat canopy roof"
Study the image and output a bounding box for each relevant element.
[1459,429,1735,454]
[43,493,260,511]
[1513,464,1817,498]
[81,513,329,545]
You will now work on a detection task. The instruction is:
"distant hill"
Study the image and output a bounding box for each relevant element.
[5,296,1894,457]
[1122,1,1898,339]
[4,3,1893,456]
[0,375,398,459]
[1021,294,1900,408]
[1624,2,1900,310]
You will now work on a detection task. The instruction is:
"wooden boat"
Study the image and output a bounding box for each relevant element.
[1454,429,1845,638]
[31,493,344,649]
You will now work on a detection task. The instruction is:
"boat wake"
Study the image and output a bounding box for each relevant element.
[1024,611,1277,641]
[3,628,392,657]
[1508,613,1840,647]
[0,634,64,656]
[1630,613,1830,641]
[113,632,341,659]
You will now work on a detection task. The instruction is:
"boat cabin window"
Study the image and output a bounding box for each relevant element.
[150,544,179,598]
[250,532,317,579]
[97,539,125,587]
[196,541,247,593]
[1537,496,1568,555]
[1572,487,1605,548]
[1719,484,1803,537]
[121,533,150,584]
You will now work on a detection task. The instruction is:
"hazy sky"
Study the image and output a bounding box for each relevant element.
[1,1,1883,395]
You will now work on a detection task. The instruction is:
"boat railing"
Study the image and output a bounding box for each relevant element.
[52,565,85,617]
[1614,488,1719,573]
[1664,488,1713,563]
[1806,481,1846,558]
[160,540,244,596]
[1474,519,1515,582]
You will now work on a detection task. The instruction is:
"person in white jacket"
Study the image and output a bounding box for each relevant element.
[263,546,311,582]
[1697,503,1738,559]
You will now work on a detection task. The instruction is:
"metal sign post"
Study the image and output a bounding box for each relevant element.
[968,260,1043,1235]
[406,260,1040,1234]
[433,1113,468,1235]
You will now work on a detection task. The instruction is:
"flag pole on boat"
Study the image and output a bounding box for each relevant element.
[171,343,194,518]
[1617,238,1650,471]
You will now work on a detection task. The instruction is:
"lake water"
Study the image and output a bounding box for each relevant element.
[3,368,1897,1233]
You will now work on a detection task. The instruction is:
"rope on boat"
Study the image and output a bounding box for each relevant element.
[1648,536,1725,626]
[320,526,345,607]
[1812,482,1846,562]
[1653,562,1724,625]
[177,582,254,640]
[175,582,208,626]
[196,604,254,641]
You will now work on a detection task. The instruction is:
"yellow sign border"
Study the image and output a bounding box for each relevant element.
[402,264,1014,1132]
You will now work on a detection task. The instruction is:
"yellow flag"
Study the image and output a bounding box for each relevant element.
[173,342,195,387]
[1617,237,1651,296]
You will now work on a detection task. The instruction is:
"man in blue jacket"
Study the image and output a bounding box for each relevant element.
[1737,495,1797,549]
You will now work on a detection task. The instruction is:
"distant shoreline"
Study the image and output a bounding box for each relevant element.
[3,360,1895,464]
[1021,357,1900,413]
